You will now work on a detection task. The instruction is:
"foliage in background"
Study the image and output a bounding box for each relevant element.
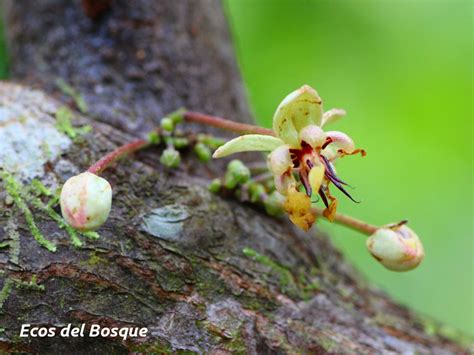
[225,0,473,335]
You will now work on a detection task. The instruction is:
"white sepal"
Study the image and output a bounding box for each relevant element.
[213,134,284,158]
[273,85,323,147]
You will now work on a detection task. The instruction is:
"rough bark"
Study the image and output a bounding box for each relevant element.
[0,0,469,353]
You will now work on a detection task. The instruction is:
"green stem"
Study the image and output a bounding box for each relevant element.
[312,207,378,235]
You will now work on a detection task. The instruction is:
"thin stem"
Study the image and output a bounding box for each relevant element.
[184,111,274,136]
[87,138,150,174]
[312,207,378,235]
[251,172,273,183]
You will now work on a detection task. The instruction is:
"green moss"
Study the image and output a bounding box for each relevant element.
[0,279,14,309]
[31,195,82,248]
[55,106,92,140]
[56,78,88,113]
[31,179,52,197]
[242,248,321,300]
[30,181,100,247]
[129,338,175,353]
[242,247,297,295]
[4,218,20,265]
[1,171,56,252]
[55,106,77,139]
[14,275,45,292]
[86,252,106,266]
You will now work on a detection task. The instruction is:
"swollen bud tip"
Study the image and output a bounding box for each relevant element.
[160,148,181,168]
[60,172,112,231]
[366,223,424,272]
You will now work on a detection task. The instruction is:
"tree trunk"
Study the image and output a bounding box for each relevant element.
[0,0,469,353]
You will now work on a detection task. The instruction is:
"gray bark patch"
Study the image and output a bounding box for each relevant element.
[0,84,71,181]
[140,204,190,241]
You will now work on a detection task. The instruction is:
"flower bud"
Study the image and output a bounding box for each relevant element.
[248,183,266,203]
[160,117,174,132]
[208,178,222,193]
[264,191,285,217]
[194,142,212,162]
[160,148,181,168]
[173,137,189,149]
[60,172,112,231]
[224,160,250,189]
[366,224,424,271]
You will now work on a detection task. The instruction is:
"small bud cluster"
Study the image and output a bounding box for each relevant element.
[157,111,225,168]
[208,159,285,218]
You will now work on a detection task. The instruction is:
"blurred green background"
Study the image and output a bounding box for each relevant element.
[225,0,472,335]
[0,0,471,336]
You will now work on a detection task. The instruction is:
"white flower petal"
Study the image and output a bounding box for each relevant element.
[274,174,296,195]
[299,125,326,148]
[321,108,346,127]
[268,145,292,176]
[273,85,323,147]
[213,134,284,158]
[325,131,355,153]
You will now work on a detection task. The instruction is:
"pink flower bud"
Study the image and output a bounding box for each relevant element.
[366,224,424,271]
[60,172,112,231]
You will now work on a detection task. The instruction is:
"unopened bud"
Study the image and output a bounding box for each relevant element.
[160,148,181,168]
[264,191,285,217]
[224,160,250,189]
[249,183,266,203]
[366,223,424,272]
[60,172,112,231]
[194,142,212,162]
[208,178,222,193]
[160,117,174,132]
[173,137,189,149]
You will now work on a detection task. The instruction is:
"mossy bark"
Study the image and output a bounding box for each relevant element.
[0,0,470,353]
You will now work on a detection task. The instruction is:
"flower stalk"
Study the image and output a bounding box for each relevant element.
[312,207,378,235]
[184,111,274,136]
[87,138,150,174]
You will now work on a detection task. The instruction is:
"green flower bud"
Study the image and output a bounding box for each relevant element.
[194,142,212,162]
[208,178,222,193]
[197,134,225,149]
[173,137,189,149]
[160,148,181,168]
[160,117,174,132]
[248,183,266,203]
[148,131,161,145]
[224,159,250,189]
[264,191,285,217]
[366,224,424,272]
[168,108,186,124]
[60,172,112,231]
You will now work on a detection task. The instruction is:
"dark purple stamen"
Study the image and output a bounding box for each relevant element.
[328,174,360,203]
[320,155,349,186]
[319,190,329,208]
[321,137,333,150]
[299,171,312,197]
